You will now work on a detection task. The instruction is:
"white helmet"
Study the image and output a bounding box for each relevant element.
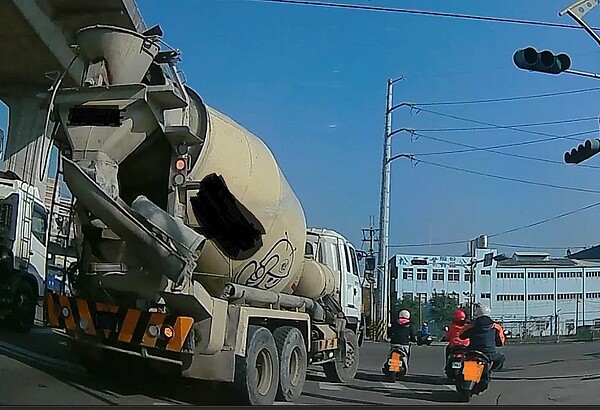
[474,303,491,318]
[399,309,411,319]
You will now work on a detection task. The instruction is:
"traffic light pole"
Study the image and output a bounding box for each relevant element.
[565,68,600,79]
[559,1,600,47]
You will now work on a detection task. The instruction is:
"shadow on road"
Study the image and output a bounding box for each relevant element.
[0,328,250,405]
[343,380,461,404]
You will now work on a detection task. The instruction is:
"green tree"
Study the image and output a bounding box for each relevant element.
[428,291,460,325]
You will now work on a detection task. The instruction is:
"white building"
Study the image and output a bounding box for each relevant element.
[391,248,600,337]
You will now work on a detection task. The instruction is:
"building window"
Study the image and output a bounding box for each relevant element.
[432,269,444,281]
[481,270,491,276]
[448,269,460,282]
[496,294,525,302]
[417,293,427,303]
[586,271,600,278]
[557,293,582,300]
[416,268,428,281]
[403,268,414,281]
[557,271,583,278]
[527,294,554,301]
[464,273,472,282]
[402,292,413,301]
[480,293,491,299]
[587,292,600,299]
[497,271,524,279]
[527,272,554,279]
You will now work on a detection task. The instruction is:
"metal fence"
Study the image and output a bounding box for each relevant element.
[498,315,600,340]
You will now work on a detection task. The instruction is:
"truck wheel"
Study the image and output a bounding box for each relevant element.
[234,325,280,405]
[5,281,35,333]
[273,326,307,402]
[323,329,360,383]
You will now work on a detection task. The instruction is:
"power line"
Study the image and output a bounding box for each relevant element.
[417,87,600,107]
[411,130,600,170]
[418,116,597,132]
[245,0,600,31]
[488,199,600,238]
[389,197,600,249]
[408,105,599,143]
[402,155,600,195]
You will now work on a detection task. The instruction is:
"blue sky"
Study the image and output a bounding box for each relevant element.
[5,0,600,257]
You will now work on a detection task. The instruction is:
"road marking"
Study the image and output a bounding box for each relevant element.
[381,381,410,390]
[30,327,53,334]
[318,382,343,391]
[0,340,83,373]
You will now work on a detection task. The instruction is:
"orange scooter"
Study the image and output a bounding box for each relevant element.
[382,345,408,382]
[454,350,492,402]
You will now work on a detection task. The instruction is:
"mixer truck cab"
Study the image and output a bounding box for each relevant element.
[0,171,48,333]
[306,228,364,343]
[42,25,360,405]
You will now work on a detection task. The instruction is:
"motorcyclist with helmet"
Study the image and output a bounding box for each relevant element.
[459,303,506,372]
[387,309,417,372]
[444,308,470,358]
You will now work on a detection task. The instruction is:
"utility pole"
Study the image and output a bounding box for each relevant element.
[376,78,394,338]
[361,216,378,337]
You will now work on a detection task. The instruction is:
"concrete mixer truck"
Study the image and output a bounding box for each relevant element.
[42,24,363,405]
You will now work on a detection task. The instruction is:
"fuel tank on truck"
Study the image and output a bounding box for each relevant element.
[185,91,308,297]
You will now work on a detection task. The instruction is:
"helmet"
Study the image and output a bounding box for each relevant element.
[452,309,466,323]
[422,322,428,326]
[474,303,491,318]
[399,309,411,319]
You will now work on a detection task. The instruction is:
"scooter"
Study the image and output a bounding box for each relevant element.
[445,347,469,381]
[382,346,408,382]
[453,350,492,403]
[416,332,434,346]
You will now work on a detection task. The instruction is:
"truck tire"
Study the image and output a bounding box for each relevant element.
[273,326,307,402]
[234,325,280,405]
[323,329,359,383]
[5,281,35,333]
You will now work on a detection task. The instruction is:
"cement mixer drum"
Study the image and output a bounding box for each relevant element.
[185,99,307,296]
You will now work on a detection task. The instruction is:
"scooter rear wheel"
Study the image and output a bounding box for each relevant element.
[458,390,471,403]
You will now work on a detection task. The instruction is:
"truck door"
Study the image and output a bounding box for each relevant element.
[342,242,360,321]
[348,245,362,317]
[30,203,48,296]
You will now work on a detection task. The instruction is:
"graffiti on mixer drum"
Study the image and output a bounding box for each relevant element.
[236,233,297,290]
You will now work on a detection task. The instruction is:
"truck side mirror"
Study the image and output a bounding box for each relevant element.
[365,256,375,272]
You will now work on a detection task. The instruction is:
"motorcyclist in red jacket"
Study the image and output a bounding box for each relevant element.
[444,309,470,359]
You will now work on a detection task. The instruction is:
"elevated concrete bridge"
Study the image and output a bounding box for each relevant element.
[0,0,146,195]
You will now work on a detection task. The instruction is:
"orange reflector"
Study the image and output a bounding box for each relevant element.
[462,360,484,382]
[175,159,186,171]
[388,351,402,372]
[163,326,174,339]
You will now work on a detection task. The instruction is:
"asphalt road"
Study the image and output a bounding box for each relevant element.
[0,326,599,405]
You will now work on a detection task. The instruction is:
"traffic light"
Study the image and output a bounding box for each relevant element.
[564,139,600,164]
[513,47,571,75]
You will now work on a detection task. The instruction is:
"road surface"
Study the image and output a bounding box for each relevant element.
[0,327,599,405]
